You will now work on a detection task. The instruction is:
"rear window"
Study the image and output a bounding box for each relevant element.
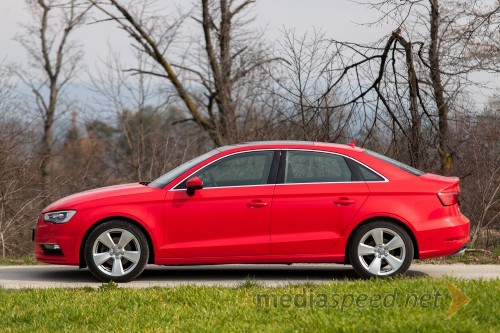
[364,150,424,176]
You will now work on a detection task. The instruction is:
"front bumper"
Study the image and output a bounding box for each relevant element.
[33,215,80,265]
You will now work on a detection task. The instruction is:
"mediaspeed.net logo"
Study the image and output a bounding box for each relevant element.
[255,282,470,319]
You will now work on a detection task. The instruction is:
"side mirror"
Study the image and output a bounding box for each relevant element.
[186,176,203,196]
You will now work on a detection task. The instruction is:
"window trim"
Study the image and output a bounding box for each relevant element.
[169,148,388,191]
[169,149,280,191]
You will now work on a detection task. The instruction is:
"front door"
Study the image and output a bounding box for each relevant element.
[163,150,278,258]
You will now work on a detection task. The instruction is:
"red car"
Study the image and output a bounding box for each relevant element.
[34,141,470,282]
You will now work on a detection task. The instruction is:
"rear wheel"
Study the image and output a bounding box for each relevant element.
[84,220,149,282]
[349,221,414,278]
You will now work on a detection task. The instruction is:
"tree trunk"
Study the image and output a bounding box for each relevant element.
[0,232,5,258]
[40,81,57,201]
[397,35,422,168]
[429,0,452,175]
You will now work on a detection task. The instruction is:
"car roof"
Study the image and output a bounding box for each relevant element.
[219,140,365,152]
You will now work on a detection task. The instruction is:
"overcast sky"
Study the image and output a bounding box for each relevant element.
[0,1,392,67]
[0,0,497,105]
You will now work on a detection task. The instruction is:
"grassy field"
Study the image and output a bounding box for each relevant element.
[0,277,498,332]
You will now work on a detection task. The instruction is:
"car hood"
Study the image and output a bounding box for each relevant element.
[42,183,156,212]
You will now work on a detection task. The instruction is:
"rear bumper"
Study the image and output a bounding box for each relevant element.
[415,213,470,259]
[450,243,467,257]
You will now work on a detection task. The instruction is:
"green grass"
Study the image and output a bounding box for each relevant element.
[0,278,498,332]
[0,255,43,266]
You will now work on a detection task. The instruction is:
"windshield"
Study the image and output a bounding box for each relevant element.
[148,149,221,188]
[364,150,424,176]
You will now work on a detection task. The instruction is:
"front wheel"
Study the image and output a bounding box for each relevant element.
[349,221,414,278]
[84,220,149,282]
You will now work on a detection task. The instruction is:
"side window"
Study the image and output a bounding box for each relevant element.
[285,151,353,183]
[179,151,275,188]
[354,161,385,182]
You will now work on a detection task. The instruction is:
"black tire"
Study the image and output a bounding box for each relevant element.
[349,221,414,278]
[84,220,149,282]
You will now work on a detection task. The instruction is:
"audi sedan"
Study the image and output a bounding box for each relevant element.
[34,141,470,282]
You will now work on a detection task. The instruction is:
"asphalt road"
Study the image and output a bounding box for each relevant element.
[0,264,498,289]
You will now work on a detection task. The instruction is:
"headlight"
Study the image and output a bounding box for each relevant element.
[43,210,77,224]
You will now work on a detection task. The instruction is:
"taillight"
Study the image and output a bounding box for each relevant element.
[437,191,459,206]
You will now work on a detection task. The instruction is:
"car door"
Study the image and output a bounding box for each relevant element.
[271,150,369,255]
[163,150,278,258]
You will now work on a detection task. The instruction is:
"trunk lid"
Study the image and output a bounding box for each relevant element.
[421,173,461,206]
[420,173,460,191]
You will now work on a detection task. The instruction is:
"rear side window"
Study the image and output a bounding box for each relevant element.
[354,162,385,181]
[284,151,353,183]
[364,150,424,176]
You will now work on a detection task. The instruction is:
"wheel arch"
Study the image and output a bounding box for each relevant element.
[79,216,155,268]
[344,216,419,264]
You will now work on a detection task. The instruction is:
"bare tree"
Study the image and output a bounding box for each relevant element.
[352,0,499,174]
[0,63,15,118]
[444,0,500,74]
[89,50,204,182]
[0,64,42,257]
[267,29,354,143]
[272,28,430,167]
[89,0,278,146]
[422,0,445,173]
[454,93,500,247]
[16,0,91,201]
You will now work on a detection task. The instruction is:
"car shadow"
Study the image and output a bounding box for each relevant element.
[3,264,429,285]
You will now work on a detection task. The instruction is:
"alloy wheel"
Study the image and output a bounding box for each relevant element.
[91,228,141,277]
[357,227,406,276]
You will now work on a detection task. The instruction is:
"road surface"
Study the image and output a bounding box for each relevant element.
[0,264,498,289]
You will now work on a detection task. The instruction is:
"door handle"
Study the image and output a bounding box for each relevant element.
[247,199,268,208]
[333,197,355,206]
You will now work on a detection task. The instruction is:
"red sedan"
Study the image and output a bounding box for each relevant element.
[34,141,470,282]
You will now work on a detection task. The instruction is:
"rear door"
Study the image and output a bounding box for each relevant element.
[271,150,369,255]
